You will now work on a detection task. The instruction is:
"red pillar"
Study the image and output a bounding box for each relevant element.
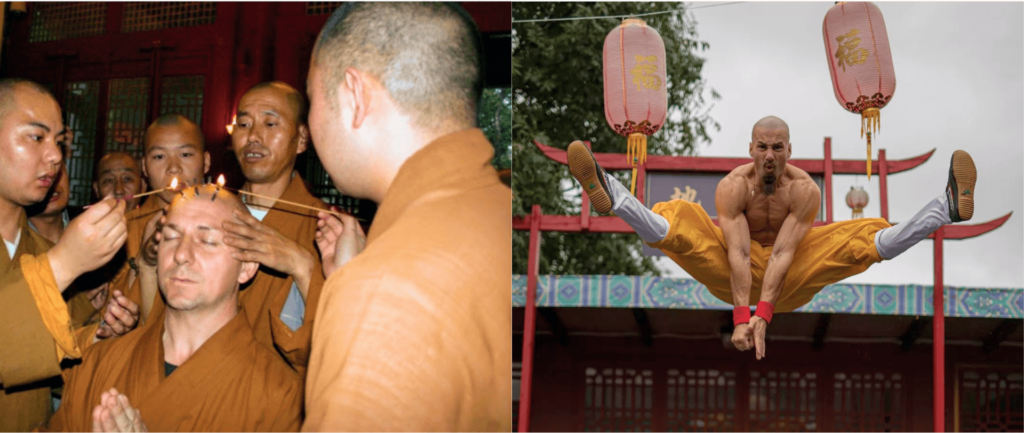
[879,149,890,222]
[519,205,542,432]
[933,226,945,432]
[824,137,834,224]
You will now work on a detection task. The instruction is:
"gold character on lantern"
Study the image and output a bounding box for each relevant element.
[834,28,870,72]
[630,55,662,92]
[671,185,701,206]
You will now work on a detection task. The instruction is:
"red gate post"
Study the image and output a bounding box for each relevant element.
[933,226,945,432]
[824,137,834,224]
[519,204,542,432]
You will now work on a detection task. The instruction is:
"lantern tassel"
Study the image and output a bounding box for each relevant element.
[861,108,880,181]
[627,133,647,196]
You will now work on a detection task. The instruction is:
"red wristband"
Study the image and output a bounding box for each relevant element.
[754,301,775,323]
[733,306,751,326]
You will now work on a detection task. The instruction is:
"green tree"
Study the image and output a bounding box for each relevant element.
[513,2,720,275]
[479,87,513,170]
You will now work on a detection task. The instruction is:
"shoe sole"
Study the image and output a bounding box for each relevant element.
[949,150,976,222]
[567,141,613,214]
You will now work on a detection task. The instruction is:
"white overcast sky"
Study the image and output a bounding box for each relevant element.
[650,1,1024,288]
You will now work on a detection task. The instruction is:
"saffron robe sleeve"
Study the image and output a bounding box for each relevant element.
[303,129,512,432]
[0,217,81,431]
[47,312,303,432]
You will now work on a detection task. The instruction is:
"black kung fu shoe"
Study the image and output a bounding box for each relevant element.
[946,150,977,223]
[567,141,613,215]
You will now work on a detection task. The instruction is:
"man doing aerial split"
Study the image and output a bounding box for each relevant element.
[568,115,977,360]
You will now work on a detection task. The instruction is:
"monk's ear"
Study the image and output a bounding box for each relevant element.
[92,181,100,199]
[296,124,309,155]
[237,261,259,285]
[203,151,211,174]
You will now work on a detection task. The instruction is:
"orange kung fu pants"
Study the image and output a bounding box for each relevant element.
[644,200,893,313]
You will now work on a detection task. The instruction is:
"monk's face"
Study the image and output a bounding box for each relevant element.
[157,188,257,312]
[0,86,67,207]
[749,126,791,185]
[93,153,145,209]
[143,124,210,204]
[232,86,308,185]
[37,164,70,217]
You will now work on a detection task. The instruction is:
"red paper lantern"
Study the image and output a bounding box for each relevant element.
[823,2,896,180]
[846,185,870,219]
[604,18,668,196]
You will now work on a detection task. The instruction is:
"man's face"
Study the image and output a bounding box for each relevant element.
[307,66,360,196]
[38,164,70,217]
[93,154,145,209]
[232,86,307,185]
[142,124,210,204]
[0,86,67,207]
[749,127,791,184]
[157,191,256,312]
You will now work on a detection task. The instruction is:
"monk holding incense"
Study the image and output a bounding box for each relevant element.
[303,3,511,430]
[46,185,302,432]
[219,81,330,376]
[0,78,128,431]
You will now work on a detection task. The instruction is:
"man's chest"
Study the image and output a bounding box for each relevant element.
[743,190,792,234]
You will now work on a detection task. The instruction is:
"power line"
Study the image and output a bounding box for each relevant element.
[511,2,745,24]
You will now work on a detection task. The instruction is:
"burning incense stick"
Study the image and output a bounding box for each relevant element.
[232,188,366,221]
[85,177,179,208]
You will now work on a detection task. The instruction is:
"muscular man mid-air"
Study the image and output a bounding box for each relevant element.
[568,115,977,359]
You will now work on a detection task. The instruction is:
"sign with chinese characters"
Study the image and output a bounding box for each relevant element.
[641,172,825,257]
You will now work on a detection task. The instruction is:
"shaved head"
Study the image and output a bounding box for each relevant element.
[0,78,56,123]
[752,115,790,141]
[169,183,249,216]
[242,81,308,125]
[312,2,483,131]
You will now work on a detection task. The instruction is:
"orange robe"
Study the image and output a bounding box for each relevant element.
[109,197,165,323]
[0,213,81,431]
[304,129,512,431]
[141,175,327,377]
[47,311,302,431]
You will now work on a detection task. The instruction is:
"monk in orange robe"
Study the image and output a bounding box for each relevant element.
[46,185,302,432]
[0,79,129,431]
[303,4,511,430]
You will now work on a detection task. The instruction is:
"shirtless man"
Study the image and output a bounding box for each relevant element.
[568,115,977,360]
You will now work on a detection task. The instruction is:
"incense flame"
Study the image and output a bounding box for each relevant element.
[216,174,225,187]
[170,177,179,189]
[226,115,237,135]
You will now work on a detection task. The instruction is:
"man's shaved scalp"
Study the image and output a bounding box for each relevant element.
[98,152,141,170]
[312,2,484,131]
[752,115,790,141]
[0,78,56,122]
[146,114,205,152]
[170,183,250,216]
[245,81,309,125]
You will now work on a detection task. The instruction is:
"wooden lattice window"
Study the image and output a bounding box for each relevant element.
[159,75,204,127]
[958,367,1024,432]
[749,371,818,432]
[64,81,102,207]
[122,2,217,33]
[831,372,905,432]
[306,2,342,15]
[105,78,150,161]
[667,369,737,432]
[584,367,654,432]
[29,3,107,43]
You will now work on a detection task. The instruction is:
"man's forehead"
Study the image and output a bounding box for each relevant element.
[99,155,140,171]
[11,91,64,131]
[167,200,234,228]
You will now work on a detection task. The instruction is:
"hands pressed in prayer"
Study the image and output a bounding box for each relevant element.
[315,207,366,279]
[222,209,315,298]
[91,388,148,432]
[748,316,769,360]
[96,290,140,339]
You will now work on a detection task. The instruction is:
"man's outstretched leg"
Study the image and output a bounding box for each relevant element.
[567,141,669,243]
[874,150,977,259]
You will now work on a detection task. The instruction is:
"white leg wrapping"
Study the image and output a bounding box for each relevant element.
[605,172,670,243]
[874,194,952,260]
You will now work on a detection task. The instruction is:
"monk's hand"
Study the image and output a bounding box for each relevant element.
[223,209,315,298]
[96,290,140,339]
[139,208,167,267]
[49,197,128,292]
[315,207,366,279]
[749,316,769,360]
[731,323,754,351]
[92,388,147,432]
